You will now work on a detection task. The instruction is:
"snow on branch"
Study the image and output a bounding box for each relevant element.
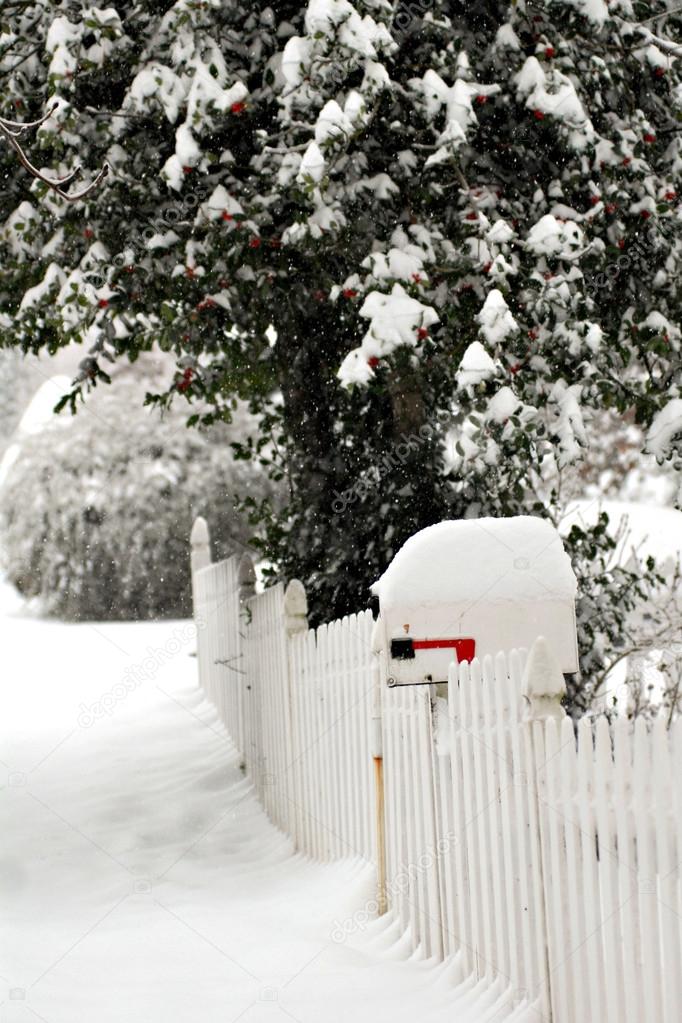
[0,104,108,202]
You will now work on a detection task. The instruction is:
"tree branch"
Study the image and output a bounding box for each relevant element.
[0,105,108,202]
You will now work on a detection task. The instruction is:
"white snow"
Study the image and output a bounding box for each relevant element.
[455,341,497,388]
[0,589,527,1022]
[525,214,584,259]
[514,58,592,139]
[127,64,184,123]
[338,284,438,386]
[19,263,66,310]
[297,141,326,184]
[314,100,353,144]
[486,220,515,245]
[372,517,577,609]
[362,247,426,283]
[304,0,392,58]
[280,35,315,89]
[45,16,82,76]
[487,386,521,423]
[14,374,72,437]
[477,289,518,345]
[645,399,682,459]
[566,0,609,25]
[494,23,520,50]
[200,184,244,222]
[548,380,587,466]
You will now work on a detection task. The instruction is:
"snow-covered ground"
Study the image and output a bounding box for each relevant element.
[0,583,523,1023]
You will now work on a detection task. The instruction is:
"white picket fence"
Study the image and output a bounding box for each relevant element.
[190,520,682,1023]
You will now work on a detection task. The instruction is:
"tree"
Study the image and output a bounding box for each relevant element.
[0,1,681,707]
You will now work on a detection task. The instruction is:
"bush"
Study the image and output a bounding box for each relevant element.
[0,374,273,620]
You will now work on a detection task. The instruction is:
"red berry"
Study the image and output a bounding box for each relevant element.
[482,261,492,273]
[269,237,281,249]
[665,190,677,201]
[654,67,665,78]
[622,156,631,166]
[249,237,261,248]
[534,109,545,120]
[417,327,429,340]
[640,209,651,219]
[605,203,616,214]
[185,266,196,278]
[83,228,94,239]
[543,272,553,281]
[590,195,600,206]
[230,101,246,114]
[475,94,488,105]
[528,328,539,340]
[182,165,193,174]
[465,212,478,221]
[411,272,422,283]
[510,363,521,375]
[545,46,555,58]
[98,299,109,309]
[643,133,656,143]
[618,239,625,249]
[221,211,233,221]
[367,356,380,369]
[342,288,358,299]
[313,290,326,302]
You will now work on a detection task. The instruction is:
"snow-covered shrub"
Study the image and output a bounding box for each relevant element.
[0,374,272,620]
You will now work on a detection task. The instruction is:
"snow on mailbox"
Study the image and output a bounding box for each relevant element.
[372,516,578,686]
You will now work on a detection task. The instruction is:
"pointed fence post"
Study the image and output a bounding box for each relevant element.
[284,580,308,848]
[284,579,308,636]
[522,636,567,722]
[522,636,567,1023]
[371,616,388,916]
[237,552,256,604]
[190,516,211,577]
[233,553,257,753]
[190,516,211,699]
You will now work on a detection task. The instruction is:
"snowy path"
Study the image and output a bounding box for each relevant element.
[0,592,513,1023]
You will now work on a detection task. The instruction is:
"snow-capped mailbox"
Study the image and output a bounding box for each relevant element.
[372,517,579,686]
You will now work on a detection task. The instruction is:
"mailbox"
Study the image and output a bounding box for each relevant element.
[372,516,579,686]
